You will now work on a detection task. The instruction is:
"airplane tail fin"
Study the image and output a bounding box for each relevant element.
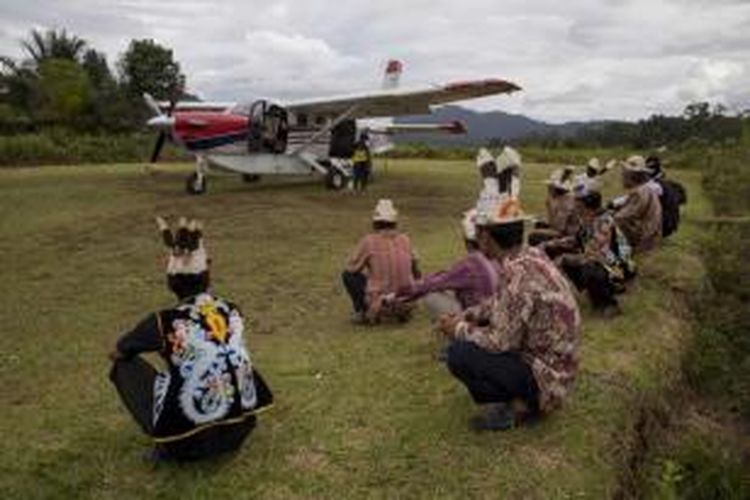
[382,59,402,89]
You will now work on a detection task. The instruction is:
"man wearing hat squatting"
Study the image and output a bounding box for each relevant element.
[543,177,635,316]
[610,155,663,253]
[342,199,421,324]
[394,208,500,320]
[438,192,581,431]
[528,166,580,252]
[109,217,273,461]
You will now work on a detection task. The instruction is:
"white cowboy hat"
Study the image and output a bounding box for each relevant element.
[573,176,602,199]
[545,166,575,191]
[621,155,650,173]
[373,199,398,223]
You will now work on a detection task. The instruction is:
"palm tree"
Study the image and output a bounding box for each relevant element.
[21,29,87,66]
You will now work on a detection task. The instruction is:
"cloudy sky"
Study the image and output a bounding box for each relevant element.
[1,0,748,122]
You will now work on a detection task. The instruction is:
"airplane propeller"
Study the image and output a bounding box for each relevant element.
[144,94,176,163]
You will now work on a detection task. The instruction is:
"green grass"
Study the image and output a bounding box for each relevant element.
[0,160,707,498]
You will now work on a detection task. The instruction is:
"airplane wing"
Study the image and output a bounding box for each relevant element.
[284,78,521,119]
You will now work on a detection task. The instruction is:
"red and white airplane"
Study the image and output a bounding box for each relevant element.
[145,60,521,194]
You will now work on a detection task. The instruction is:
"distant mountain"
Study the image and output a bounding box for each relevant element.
[393,105,592,146]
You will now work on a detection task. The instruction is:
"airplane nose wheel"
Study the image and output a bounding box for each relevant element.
[186,172,207,195]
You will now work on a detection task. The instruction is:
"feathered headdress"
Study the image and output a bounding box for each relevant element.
[156,216,208,275]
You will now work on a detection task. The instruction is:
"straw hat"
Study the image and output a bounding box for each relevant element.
[573,175,602,199]
[621,155,650,173]
[373,199,398,223]
[545,166,575,192]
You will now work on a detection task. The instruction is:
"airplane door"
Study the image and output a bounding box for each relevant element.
[248,100,266,153]
[329,119,356,158]
[248,100,288,154]
[267,105,288,154]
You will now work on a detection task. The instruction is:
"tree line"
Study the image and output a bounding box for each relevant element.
[516,101,747,150]
[0,28,190,134]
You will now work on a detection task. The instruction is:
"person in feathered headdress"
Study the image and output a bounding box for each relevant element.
[528,166,580,253]
[437,170,581,432]
[109,217,273,462]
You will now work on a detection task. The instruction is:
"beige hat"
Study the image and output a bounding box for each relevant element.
[545,166,575,191]
[573,175,602,199]
[373,199,398,222]
[621,155,650,173]
[496,146,522,173]
[461,208,478,241]
[587,157,601,171]
[157,216,208,275]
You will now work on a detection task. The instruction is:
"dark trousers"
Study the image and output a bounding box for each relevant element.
[352,164,370,191]
[446,341,539,415]
[562,260,617,309]
[110,356,157,435]
[342,271,368,313]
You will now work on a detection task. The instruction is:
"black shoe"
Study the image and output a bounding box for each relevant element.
[470,403,515,432]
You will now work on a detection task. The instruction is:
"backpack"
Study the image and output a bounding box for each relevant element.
[658,179,684,237]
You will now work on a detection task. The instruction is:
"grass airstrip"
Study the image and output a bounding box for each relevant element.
[0,159,708,498]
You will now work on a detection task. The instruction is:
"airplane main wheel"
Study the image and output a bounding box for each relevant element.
[325,169,347,190]
[186,172,207,195]
[242,174,261,183]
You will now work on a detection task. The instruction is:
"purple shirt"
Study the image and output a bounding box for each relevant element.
[399,251,499,309]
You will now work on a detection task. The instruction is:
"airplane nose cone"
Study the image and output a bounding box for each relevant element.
[147,115,175,130]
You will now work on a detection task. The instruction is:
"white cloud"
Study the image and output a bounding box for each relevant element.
[0,0,748,122]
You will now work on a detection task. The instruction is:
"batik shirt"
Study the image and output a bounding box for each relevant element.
[453,247,581,412]
[578,210,633,271]
[117,293,272,441]
[614,183,662,253]
[399,251,499,309]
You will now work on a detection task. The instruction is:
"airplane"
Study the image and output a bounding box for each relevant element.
[144,60,521,194]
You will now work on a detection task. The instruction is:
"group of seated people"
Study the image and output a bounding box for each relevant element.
[340,148,685,430]
[108,148,685,462]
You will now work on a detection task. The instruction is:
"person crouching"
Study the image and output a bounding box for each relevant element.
[342,199,420,324]
[439,196,581,431]
[109,217,273,462]
[546,178,635,316]
[394,208,499,320]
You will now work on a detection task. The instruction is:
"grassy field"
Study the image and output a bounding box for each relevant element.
[0,159,708,499]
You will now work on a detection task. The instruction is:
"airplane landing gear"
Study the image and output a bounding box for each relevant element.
[242,174,261,183]
[326,169,346,190]
[186,172,207,195]
[324,160,350,190]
